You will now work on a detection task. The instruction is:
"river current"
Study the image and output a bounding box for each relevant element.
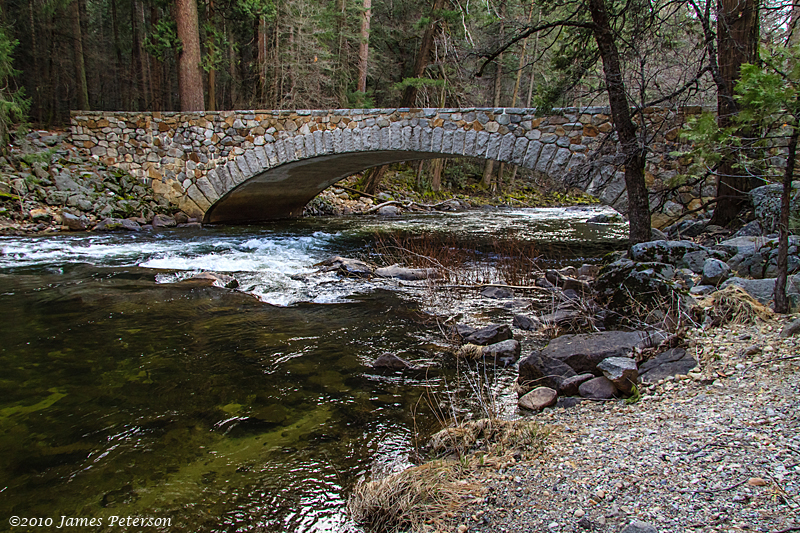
[0,207,626,532]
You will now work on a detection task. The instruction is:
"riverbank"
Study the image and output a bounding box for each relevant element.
[462,316,800,533]
[349,311,799,533]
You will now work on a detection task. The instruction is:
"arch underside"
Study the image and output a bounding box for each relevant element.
[204,151,453,224]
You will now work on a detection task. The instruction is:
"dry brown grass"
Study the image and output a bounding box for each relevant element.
[347,460,485,533]
[370,231,540,286]
[428,418,549,459]
[347,418,549,532]
[701,285,774,325]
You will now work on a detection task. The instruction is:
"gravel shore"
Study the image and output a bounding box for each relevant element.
[459,316,800,533]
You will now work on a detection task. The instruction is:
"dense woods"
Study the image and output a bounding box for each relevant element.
[0,0,787,122]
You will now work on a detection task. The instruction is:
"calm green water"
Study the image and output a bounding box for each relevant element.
[0,208,626,532]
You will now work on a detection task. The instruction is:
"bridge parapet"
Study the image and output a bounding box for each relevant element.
[70,107,693,223]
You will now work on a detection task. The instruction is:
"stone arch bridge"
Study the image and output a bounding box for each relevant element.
[70,107,686,224]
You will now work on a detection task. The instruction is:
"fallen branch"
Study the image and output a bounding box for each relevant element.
[362,198,465,215]
[338,185,377,199]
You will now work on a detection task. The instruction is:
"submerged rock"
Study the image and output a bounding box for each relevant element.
[373,353,414,370]
[480,286,514,299]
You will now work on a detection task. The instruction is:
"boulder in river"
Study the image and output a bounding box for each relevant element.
[480,286,514,299]
[94,217,141,231]
[373,353,414,370]
[481,339,521,366]
[463,324,512,345]
[61,212,88,231]
[152,213,177,228]
[180,272,240,289]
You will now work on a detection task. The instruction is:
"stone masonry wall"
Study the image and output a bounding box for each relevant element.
[70,107,702,223]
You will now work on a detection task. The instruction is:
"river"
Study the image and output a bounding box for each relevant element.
[0,206,626,532]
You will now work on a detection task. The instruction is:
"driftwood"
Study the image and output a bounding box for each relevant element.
[362,198,464,215]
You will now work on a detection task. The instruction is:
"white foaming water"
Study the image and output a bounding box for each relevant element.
[0,231,363,306]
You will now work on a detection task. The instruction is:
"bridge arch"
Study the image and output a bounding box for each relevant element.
[69,107,685,224]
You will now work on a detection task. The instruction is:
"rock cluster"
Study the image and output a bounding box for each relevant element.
[0,130,181,234]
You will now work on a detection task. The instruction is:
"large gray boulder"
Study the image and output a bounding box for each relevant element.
[518,351,577,392]
[701,258,732,286]
[594,259,679,318]
[639,348,697,382]
[542,330,654,375]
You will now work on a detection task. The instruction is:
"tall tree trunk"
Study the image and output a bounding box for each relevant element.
[481,39,504,190]
[588,0,651,244]
[229,24,239,108]
[111,0,124,108]
[400,0,446,107]
[131,0,143,110]
[357,0,372,93]
[774,122,798,313]
[175,0,205,111]
[363,165,387,195]
[711,0,759,227]
[71,0,90,110]
[257,14,269,105]
[29,0,42,122]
